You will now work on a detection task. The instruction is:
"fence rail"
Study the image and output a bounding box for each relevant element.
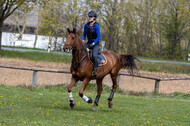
[0,64,190,93]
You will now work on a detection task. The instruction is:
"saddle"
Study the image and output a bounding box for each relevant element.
[88,49,107,66]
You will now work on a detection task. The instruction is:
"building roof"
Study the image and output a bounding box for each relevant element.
[4,14,38,28]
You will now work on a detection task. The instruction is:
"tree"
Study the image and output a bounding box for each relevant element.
[33,3,39,48]
[99,0,119,51]
[188,2,190,59]
[12,1,35,40]
[37,0,65,50]
[160,0,190,59]
[118,0,189,60]
[38,0,91,50]
[0,0,25,50]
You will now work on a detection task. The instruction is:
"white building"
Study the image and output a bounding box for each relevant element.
[2,13,63,50]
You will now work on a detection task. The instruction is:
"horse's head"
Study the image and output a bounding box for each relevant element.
[63,28,77,52]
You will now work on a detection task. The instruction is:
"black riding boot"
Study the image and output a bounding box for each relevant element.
[92,58,98,78]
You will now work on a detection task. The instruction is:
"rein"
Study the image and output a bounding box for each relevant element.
[72,51,87,70]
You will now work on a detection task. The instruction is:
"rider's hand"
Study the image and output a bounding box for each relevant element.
[87,44,93,49]
[87,42,95,49]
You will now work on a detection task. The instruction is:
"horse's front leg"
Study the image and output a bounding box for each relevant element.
[79,78,93,104]
[68,76,78,109]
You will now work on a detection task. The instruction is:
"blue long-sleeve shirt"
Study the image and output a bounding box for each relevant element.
[82,23,101,44]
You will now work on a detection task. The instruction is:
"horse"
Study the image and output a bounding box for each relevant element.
[63,28,138,110]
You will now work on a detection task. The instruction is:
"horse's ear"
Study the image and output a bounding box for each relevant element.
[73,28,77,34]
[67,28,71,33]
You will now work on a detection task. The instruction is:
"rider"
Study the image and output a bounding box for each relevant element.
[82,11,101,78]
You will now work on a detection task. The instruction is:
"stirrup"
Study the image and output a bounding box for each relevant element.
[92,70,97,78]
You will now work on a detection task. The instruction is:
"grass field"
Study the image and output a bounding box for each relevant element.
[0,85,190,126]
[0,50,72,64]
[2,46,46,51]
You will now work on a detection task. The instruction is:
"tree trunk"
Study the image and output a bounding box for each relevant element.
[188,40,190,60]
[109,25,114,51]
[33,33,38,48]
[16,18,21,38]
[109,0,117,51]
[18,14,28,40]
[33,23,39,48]
[0,20,3,50]
[188,4,190,60]
[54,37,58,50]
[48,36,53,50]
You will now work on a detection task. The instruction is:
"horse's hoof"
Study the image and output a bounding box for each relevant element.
[108,104,113,108]
[92,106,97,111]
[87,97,93,103]
[108,103,113,108]
[70,102,76,109]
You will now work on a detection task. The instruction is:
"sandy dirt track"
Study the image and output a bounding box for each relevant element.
[0,58,190,94]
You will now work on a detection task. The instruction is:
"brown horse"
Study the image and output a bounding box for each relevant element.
[63,28,137,110]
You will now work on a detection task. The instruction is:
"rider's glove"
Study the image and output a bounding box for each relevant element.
[87,42,95,49]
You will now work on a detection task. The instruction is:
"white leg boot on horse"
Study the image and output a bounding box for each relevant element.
[68,76,78,109]
[79,78,93,104]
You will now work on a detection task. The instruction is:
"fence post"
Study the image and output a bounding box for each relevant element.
[154,80,160,94]
[75,81,81,87]
[32,70,38,88]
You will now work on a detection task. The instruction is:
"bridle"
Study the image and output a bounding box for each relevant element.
[64,34,77,49]
[65,33,88,70]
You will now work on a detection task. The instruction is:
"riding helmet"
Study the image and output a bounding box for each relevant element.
[88,11,97,17]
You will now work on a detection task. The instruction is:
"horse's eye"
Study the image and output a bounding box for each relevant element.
[72,37,75,40]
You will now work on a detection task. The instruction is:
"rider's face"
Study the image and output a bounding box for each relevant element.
[89,16,95,22]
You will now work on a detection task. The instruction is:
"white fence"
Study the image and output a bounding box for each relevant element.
[2,32,63,50]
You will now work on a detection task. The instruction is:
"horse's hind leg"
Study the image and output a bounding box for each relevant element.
[92,78,103,110]
[79,78,93,103]
[68,76,78,109]
[108,74,118,108]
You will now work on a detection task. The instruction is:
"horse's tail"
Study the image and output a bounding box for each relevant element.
[118,54,139,74]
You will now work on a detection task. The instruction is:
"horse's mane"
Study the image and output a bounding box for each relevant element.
[76,32,80,36]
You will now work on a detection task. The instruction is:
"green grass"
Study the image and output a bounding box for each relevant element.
[137,61,190,74]
[0,85,190,126]
[0,50,72,64]
[2,45,65,53]
[0,50,190,74]
[2,45,45,51]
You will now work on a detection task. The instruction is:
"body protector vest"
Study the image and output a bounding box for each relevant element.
[86,22,98,40]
